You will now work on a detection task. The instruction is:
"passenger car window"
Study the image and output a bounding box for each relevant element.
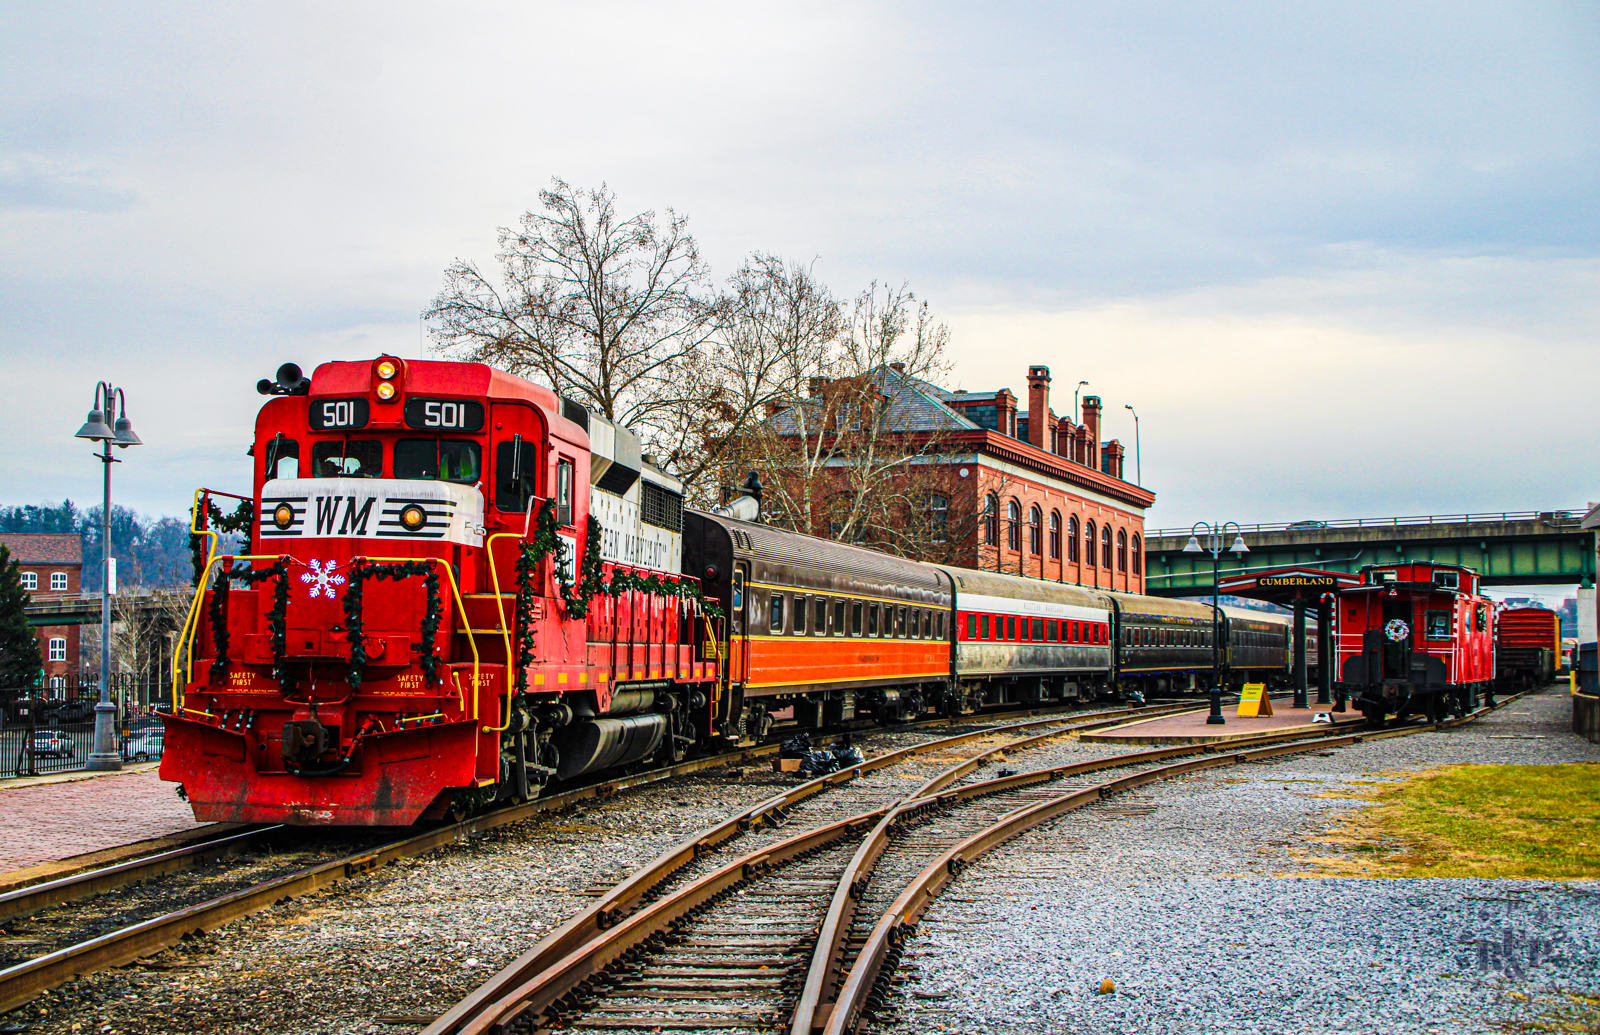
[816,599,828,635]
[770,594,786,633]
[980,614,990,639]
[835,601,846,635]
[868,606,880,636]
[1007,617,1016,640]
[851,603,863,636]
[1032,618,1044,641]
[935,613,944,639]
[395,439,481,483]
[312,440,382,478]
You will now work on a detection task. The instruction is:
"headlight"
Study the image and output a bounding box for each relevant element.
[376,381,396,400]
[273,504,294,530]
[376,359,398,380]
[400,505,427,531]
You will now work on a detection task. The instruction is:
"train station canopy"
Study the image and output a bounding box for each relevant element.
[1215,566,1361,606]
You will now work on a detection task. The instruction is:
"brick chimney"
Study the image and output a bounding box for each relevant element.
[1101,439,1124,478]
[1054,417,1076,458]
[1080,395,1101,462]
[808,376,826,397]
[1025,365,1050,450]
[995,388,1018,439]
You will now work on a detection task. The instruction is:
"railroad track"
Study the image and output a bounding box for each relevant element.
[432,691,1529,1035]
[0,698,1192,1017]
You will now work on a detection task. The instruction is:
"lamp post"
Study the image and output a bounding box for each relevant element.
[1074,381,1089,425]
[1183,521,1249,724]
[1124,404,1141,486]
[75,382,142,771]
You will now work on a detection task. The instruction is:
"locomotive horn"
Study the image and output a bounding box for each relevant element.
[275,362,311,395]
[256,378,275,395]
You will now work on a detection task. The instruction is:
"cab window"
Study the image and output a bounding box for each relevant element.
[312,440,382,478]
[263,436,300,481]
[495,439,540,512]
[556,458,575,526]
[395,439,481,484]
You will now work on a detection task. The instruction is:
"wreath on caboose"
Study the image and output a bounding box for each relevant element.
[1384,618,1410,642]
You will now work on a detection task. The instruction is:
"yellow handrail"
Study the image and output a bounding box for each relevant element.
[172,554,287,712]
[359,556,481,721]
[479,533,524,732]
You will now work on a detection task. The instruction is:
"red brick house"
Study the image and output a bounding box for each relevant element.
[0,533,84,687]
[764,364,1154,592]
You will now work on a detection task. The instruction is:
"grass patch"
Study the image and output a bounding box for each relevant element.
[1302,764,1600,879]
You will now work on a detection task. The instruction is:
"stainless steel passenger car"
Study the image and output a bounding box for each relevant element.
[938,567,1114,705]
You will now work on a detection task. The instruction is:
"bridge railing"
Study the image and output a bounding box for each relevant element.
[1146,509,1588,540]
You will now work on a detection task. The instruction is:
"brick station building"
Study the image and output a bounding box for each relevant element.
[0,533,84,687]
[768,363,1154,592]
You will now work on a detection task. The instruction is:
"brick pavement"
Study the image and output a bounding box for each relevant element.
[0,768,203,874]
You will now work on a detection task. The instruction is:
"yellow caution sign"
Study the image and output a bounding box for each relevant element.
[1236,683,1274,717]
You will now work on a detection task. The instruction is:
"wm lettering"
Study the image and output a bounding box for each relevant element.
[339,497,375,535]
[313,496,377,536]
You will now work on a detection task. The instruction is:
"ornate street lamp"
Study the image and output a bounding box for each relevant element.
[1183,521,1249,724]
[75,382,141,771]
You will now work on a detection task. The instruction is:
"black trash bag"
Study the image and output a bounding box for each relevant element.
[799,749,839,776]
[780,732,813,759]
[832,742,866,768]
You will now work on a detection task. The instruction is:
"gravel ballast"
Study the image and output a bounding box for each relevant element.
[882,687,1600,1035]
[2,705,1143,1035]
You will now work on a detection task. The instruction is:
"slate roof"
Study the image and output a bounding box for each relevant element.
[0,534,84,565]
[769,366,981,434]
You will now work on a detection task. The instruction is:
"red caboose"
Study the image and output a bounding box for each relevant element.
[160,357,720,825]
[1334,561,1495,726]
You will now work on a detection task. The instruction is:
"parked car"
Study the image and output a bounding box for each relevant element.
[123,731,165,762]
[30,730,76,758]
[1287,520,1329,529]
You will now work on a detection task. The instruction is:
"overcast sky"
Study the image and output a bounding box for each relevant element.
[3,2,1596,553]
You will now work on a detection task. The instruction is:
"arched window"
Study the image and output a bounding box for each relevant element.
[1117,529,1128,572]
[927,494,949,543]
[1006,499,1021,551]
[1067,516,1079,562]
[1131,534,1142,574]
[1028,506,1042,555]
[983,494,999,545]
[1085,521,1097,566]
[1048,511,1061,559]
[1101,524,1113,569]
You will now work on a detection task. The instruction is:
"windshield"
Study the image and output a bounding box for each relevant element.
[394,438,481,484]
[311,440,383,478]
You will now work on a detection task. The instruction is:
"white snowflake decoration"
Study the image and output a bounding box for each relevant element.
[300,558,347,600]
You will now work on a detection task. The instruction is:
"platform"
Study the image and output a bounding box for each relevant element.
[0,765,209,885]
[1079,699,1366,745]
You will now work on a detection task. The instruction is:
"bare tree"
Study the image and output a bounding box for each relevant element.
[656,254,843,502]
[712,281,967,554]
[425,179,714,434]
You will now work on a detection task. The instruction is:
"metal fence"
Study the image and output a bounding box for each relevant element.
[1,675,171,778]
[1146,509,1587,539]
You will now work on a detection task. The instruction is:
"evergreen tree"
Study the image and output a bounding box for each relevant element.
[0,545,42,693]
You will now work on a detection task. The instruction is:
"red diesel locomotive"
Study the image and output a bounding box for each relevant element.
[162,357,719,825]
[1333,561,1496,726]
